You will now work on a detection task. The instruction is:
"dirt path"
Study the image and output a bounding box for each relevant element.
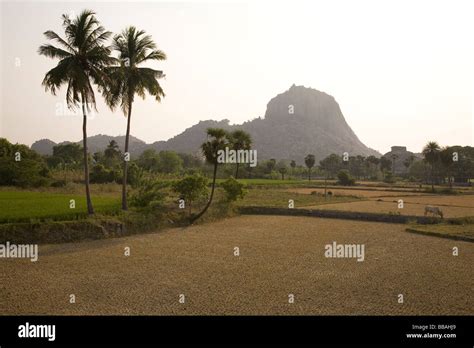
[1,216,472,315]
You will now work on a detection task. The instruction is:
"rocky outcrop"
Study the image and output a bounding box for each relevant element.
[383,146,421,175]
[150,85,379,163]
[31,85,380,163]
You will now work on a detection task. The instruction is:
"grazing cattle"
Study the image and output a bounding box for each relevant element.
[424,205,443,218]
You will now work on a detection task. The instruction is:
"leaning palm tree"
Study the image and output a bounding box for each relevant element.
[422,141,441,192]
[39,10,113,214]
[228,130,252,179]
[191,128,229,223]
[104,26,166,210]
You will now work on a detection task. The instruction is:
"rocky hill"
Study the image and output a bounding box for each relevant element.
[32,85,380,163]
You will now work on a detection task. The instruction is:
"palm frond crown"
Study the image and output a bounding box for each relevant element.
[39,9,114,111]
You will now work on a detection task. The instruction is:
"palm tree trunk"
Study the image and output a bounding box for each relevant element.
[235,162,240,179]
[81,96,94,215]
[324,174,328,199]
[308,168,311,181]
[191,162,218,223]
[122,100,133,210]
[431,165,435,192]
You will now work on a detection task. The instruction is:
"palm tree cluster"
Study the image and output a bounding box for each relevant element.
[192,128,252,223]
[39,10,166,214]
[421,141,461,191]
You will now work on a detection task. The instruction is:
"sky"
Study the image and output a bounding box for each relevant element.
[0,0,473,154]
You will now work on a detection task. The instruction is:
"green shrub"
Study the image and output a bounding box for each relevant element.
[130,178,168,209]
[220,177,247,201]
[172,174,209,215]
[336,170,355,186]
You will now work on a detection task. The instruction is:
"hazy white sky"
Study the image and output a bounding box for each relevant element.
[1,0,473,154]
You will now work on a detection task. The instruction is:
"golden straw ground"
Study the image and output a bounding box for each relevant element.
[1,216,472,315]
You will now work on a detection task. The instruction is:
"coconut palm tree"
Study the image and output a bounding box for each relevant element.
[104,26,166,210]
[228,130,252,179]
[191,128,229,223]
[39,10,113,214]
[422,141,441,192]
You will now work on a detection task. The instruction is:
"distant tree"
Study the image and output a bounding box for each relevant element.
[266,158,276,174]
[103,140,122,167]
[403,155,415,173]
[51,143,82,182]
[380,156,392,179]
[228,130,252,179]
[39,10,114,214]
[290,160,296,178]
[178,153,204,169]
[304,154,315,181]
[365,155,380,179]
[277,161,288,180]
[439,147,454,188]
[408,160,430,183]
[52,143,82,166]
[157,151,183,174]
[390,153,399,174]
[319,154,342,196]
[319,154,342,178]
[191,128,229,223]
[349,155,366,179]
[137,149,160,172]
[449,146,474,183]
[422,141,441,192]
[366,155,380,166]
[104,26,166,210]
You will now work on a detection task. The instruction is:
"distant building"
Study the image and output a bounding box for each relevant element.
[383,146,421,175]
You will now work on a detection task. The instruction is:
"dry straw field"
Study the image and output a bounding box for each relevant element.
[308,200,474,218]
[1,215,472,315]
[288,187,474,218]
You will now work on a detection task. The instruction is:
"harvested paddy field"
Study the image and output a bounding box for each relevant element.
[1,216,472,315]
[306,200,474,218]
[285,187,428,198]
[406,224,474,241]
[377,194,474,208]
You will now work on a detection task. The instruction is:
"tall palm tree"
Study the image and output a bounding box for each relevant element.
[228,130,252,179]
[39,10,113,214]
[191,128,228,223]
[290,160,296,178]
[304,154,315,181]
[104,26,166,210]
[422,141,441,192]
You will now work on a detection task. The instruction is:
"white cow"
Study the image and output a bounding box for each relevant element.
[424,205,444,218]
